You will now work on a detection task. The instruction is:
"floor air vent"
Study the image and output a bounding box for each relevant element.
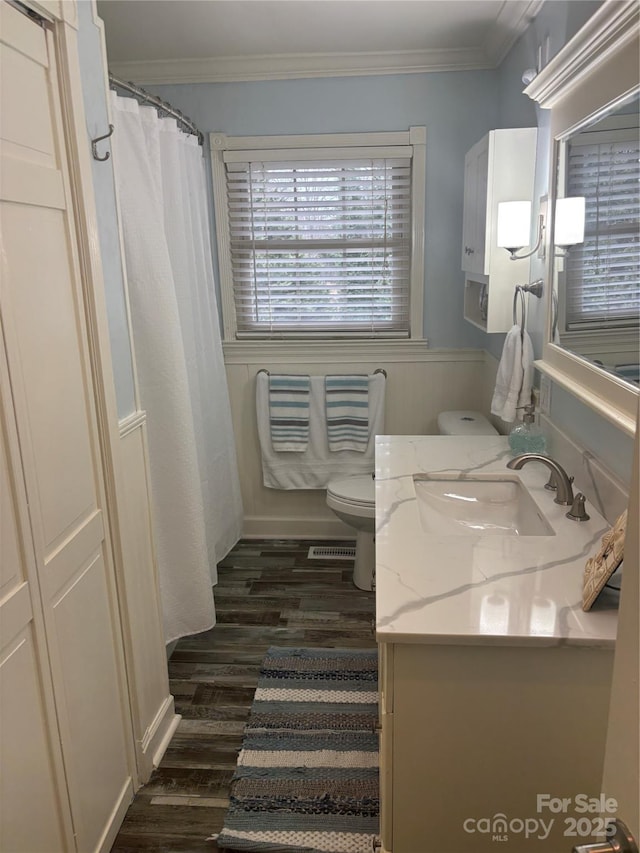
[307,545,356,560]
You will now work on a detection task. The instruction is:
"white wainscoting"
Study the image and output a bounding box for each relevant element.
[117,411,179,781]
[224,342,488,538]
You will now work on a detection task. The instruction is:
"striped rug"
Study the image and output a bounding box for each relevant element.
[216,647,379,853]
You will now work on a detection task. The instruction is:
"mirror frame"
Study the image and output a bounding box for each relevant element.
[525,0,639,436]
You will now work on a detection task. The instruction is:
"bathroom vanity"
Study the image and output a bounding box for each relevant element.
[374,436,618,853]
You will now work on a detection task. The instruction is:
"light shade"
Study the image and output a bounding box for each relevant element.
[555,196,586,246]
[497,201,532,249]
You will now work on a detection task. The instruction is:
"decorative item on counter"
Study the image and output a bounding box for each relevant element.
[582,510,627,611]
[508,400,547,455]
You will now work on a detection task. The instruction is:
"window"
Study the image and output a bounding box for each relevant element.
[563,123,640,330]
[210,130,425,340]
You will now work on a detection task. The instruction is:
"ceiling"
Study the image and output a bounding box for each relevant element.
[98,0,544,85]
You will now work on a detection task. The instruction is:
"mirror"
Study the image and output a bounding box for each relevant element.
[552,93,639,390]
[524,1,639,435]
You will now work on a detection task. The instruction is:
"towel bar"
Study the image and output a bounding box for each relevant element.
[257,367,387,378]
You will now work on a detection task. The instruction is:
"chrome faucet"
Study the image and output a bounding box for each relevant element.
[506,454,575,506]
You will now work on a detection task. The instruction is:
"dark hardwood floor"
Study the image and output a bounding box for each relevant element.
[111,538,375,852]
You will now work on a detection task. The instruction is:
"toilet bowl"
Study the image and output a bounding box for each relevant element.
[326,475,375,591]
[326,411,497,591]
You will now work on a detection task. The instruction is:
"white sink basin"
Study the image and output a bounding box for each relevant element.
[413,474,555,537]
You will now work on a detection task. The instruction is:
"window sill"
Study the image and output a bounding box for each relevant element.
[222,338,487,365]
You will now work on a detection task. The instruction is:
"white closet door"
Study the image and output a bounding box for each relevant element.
[0,3,133,850]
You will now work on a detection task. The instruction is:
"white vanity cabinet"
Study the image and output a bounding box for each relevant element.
[377,640,614,853]
[375,435,620,853]
[461,128,537,332]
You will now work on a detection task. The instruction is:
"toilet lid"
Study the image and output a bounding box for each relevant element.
[437,410,498,436]
[327,475,375,507]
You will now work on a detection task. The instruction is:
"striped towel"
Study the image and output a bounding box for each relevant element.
[269,374,310,452]
[325,375,370,452]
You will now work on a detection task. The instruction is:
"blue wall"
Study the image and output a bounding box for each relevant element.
[77,0,136,419]
[80,0,633,481]
[150,72,498,349]
[147,3,602,354]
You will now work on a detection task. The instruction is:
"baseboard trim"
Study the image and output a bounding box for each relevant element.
[97,777,135,853]
[138,696,180,782]
[243,516,354,539]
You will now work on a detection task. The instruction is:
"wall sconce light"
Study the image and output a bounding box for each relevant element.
[554,196,586,247]
[497,201,545,260]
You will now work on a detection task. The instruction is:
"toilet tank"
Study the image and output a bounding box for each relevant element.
[437,410,498,436]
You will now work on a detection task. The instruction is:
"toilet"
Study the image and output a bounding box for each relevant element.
[326,410,497,591]
[326,475,376,591]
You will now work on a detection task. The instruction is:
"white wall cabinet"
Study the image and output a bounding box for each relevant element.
[378,639,614,853]
[461,128,537,332]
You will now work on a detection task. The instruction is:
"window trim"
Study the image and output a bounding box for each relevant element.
[209,128,426,341]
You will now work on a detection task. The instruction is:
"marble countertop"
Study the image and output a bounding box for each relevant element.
[374,435,619,648]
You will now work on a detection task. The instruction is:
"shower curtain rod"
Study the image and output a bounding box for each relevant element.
[108,72,204,145]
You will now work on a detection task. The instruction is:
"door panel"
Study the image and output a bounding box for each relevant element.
[0,325,71,853]
[52,551,131,842]
[2,203,96,551]
[0,632,68,853]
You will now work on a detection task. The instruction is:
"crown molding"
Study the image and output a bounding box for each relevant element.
[483,0,545,67]
[109,46,495,86]
[107,0,546,86]
[524,0,639,108]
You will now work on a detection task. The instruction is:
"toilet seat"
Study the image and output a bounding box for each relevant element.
[326,475,375,517]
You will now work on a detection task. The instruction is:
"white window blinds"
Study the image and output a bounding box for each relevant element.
[224,149,412,337]
[564,135,640,329]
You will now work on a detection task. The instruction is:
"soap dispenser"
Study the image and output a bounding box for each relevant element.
[508,403,547,455]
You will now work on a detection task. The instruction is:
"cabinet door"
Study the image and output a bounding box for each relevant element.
[461,136,489,275]
[461,149,478,272]
[378,643,394,852]
[0,4,133,849]
[473,137,489,274]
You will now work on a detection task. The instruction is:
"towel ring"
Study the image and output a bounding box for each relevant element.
[513,286,527,339]
[512,280,543,341]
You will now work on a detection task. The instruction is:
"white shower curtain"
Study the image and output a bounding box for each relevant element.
[110,93,243,643]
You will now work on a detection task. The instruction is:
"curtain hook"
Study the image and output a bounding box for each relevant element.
[91,124,114,161]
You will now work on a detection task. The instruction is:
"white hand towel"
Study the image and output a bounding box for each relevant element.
[491,324,534,422]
